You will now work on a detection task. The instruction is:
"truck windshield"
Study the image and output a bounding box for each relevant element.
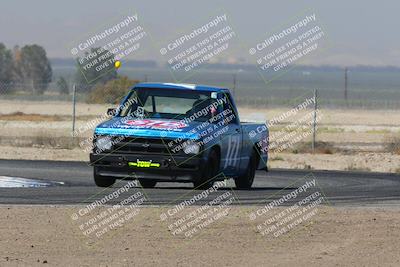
[119,88,219,121]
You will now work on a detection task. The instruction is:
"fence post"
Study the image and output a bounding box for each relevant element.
[312,89,318,153]
[72,84,76,138]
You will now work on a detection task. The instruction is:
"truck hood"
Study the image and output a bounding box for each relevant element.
[95,117,200,140]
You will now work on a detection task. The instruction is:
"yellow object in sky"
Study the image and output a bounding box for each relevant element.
[114,60,121,69]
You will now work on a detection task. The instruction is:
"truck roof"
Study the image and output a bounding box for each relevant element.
[134,82,229,92]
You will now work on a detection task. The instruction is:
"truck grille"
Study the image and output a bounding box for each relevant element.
[112,137,178,155]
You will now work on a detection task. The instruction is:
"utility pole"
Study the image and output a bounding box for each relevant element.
[72,84,76,138]
[232,73,236,98]
[312,89,318,153]
[344,67,348,102]
[144,74,148,82]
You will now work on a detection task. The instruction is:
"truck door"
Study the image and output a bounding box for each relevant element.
[218,92,242,176]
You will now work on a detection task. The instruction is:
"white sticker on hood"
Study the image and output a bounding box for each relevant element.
[124,119,188,130]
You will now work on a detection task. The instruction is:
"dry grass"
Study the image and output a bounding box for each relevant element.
[0,132,83,150]
[345,163,371,172]
[292,141,336,154]
[0,112,98,122]
[32,135,82,149]
[0,112,64,121]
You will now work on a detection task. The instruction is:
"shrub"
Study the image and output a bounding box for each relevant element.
[385,136,400,154]
[270,156,284,161]
[292,141,335,154]
[87,76,139,104]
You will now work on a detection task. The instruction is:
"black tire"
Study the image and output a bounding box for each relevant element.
[193,150,219,190]
[138,179,157,188]
[235,149,258,189]
[93,167,116,187]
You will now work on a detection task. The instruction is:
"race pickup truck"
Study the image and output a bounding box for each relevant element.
[89,83,268,189]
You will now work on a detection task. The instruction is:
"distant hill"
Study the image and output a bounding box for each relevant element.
[50,57,400,73]
[50,58,157,68]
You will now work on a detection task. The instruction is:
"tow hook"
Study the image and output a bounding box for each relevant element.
[162,158,172,168]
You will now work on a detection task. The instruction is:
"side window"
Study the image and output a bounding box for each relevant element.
[220,92,239,125]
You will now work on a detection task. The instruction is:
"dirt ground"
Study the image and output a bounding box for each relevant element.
[1,206,400,266]
[1,100,400,265]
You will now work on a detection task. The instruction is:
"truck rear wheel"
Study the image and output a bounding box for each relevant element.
[93,167,116,187]
[138,179,157,188]
[235,150,258,189]
[193,150,218,190]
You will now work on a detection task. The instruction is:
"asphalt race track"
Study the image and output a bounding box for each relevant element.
[0,159,399,206]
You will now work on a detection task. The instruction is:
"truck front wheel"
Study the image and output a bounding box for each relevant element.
[235,150,258,189]
[193,150,219,189]
[93,167,116,187]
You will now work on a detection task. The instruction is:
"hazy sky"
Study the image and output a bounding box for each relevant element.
[1,0,399,66]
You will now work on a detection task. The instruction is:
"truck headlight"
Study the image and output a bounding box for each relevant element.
[96,136,113,152]
[183,140,200,154]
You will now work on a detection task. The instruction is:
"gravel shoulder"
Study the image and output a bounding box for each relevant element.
[1,145,399,173]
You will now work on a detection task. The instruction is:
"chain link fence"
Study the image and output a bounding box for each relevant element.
[2,80,400,112]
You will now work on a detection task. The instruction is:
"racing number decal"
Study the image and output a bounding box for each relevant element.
[224,135,240,168]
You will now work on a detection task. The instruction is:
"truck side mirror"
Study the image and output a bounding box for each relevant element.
[107,108,116,116]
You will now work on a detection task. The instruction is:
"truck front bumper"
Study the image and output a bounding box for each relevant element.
[90,153,204,182]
